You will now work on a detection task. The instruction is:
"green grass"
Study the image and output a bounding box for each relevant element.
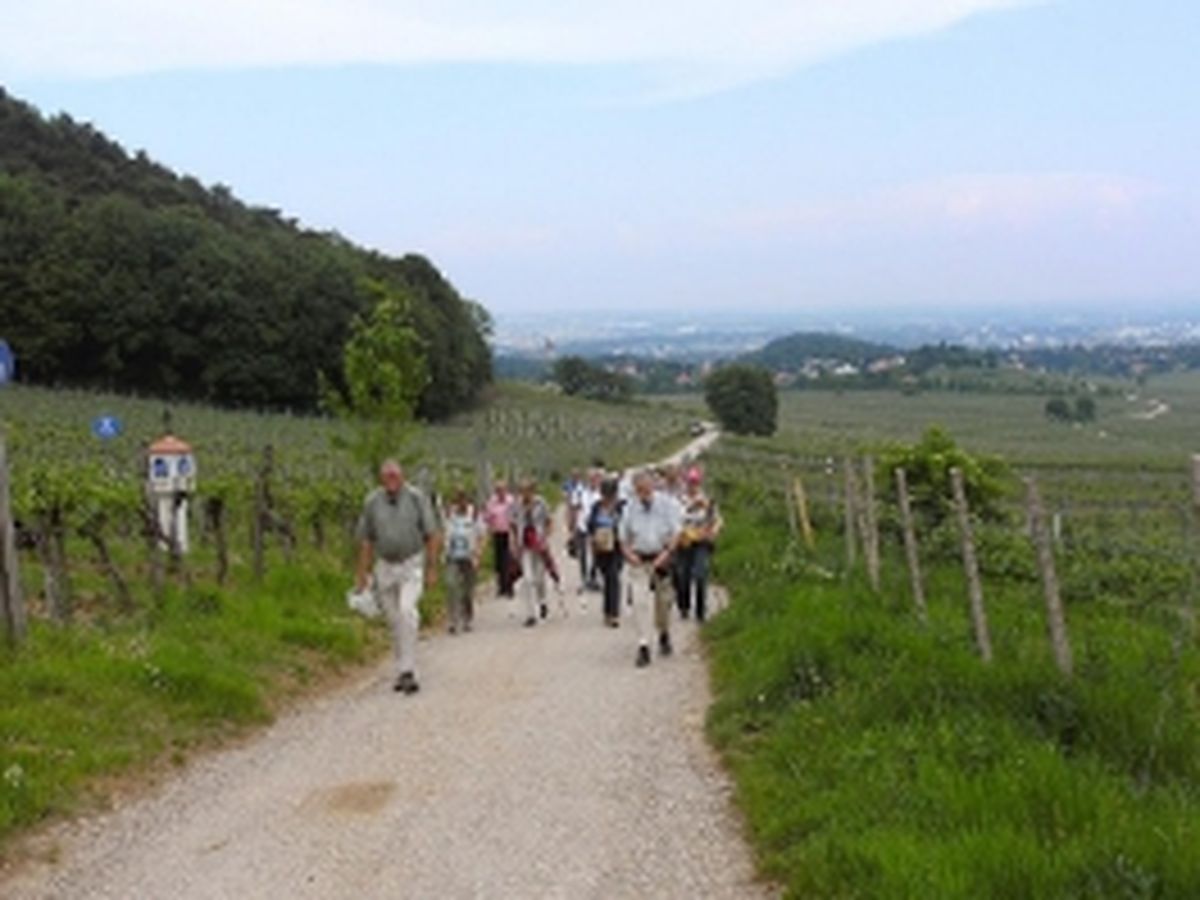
[0,554,385,851]
[705,444,1200,899]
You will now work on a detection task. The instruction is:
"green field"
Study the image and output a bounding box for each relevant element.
[700,377,1200,898]
[662,372,1200,468]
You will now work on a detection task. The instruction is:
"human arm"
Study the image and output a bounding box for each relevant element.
[355,540,374,592]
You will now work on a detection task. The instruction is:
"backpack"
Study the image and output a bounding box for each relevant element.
[446,513,475,562]
[590,501,618,554]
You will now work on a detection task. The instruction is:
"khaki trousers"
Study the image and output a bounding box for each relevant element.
[628,562,672,648]
[374,556,424,677]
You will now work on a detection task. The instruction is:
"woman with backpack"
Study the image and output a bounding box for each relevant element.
[443,488,483,634]
[588,477,625,628]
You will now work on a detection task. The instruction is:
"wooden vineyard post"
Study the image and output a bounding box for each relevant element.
[783,469,799,544]
[205,497,229,586]
[253,445,273,581]
[842,458,858,571]
[37,507,70,623]
[862,457,881,592]
[950,467,993,663]
[793,476,816,551]
[0,435,27,646]
[1026,477,1073,678]
[894,467,927,622]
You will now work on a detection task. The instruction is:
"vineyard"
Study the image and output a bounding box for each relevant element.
[0,382,692,850]
[701,387,1200,897]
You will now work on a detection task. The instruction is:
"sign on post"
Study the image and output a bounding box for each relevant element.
[0,341,14,387]
[91,415,124,441]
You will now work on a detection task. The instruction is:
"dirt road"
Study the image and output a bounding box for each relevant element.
[6,430,772,899]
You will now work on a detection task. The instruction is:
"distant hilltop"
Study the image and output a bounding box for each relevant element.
[498,326,1200,397]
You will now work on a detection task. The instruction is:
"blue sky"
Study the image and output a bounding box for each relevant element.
[2,0,1197,319]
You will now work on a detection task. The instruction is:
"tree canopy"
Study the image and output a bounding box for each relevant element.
[704,365,778,436]
[0,88,491,417]
[551,356,633,403]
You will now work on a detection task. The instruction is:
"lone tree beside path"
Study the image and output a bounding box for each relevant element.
[704,364,778,437]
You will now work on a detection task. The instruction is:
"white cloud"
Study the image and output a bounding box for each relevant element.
[1,0,1040,96]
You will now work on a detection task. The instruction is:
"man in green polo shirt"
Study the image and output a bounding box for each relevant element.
[354,459,441,694]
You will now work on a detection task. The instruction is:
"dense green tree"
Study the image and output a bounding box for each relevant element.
[704,365,777,436]
[551,356,633,403]
[0,88,491,417]
[1045,397,1073,422]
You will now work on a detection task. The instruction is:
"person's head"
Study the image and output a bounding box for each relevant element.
[600,478,619,503]
[662,463,680,486]
[452,487,471,512]
[519,477,536,501]
[633,470,655,504]
[685,466,703,494]
[379,459,405,494]
[493,478,509,498]
[589,467,604,488]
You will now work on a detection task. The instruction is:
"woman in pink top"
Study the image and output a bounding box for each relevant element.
[484,479,517,597]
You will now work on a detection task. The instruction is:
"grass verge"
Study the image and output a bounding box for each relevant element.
[706,483,1200,899]
[0,555,388,857]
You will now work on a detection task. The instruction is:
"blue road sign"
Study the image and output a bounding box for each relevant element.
[91,414,124,441]
[0,340,13,386]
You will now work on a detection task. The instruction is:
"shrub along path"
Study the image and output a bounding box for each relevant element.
[4,434,773,899]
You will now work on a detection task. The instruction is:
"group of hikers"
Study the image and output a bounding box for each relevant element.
[353,458,722,694]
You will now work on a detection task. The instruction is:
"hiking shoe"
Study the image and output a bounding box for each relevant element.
[636,645,651,668]
[659,632,673,657]
[524,616,537,628]
[540,603,549,619]
[394,672,419,694]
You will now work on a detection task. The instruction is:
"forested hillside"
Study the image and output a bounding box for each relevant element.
[0,88,491,417]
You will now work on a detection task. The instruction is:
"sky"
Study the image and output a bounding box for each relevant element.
[2,1,1198,321]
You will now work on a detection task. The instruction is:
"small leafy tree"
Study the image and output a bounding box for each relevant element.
[879,426,1009,529]
[551,356,633,403]
[320,279,428,471]
[1045,397,1073,422]
[1074,396,1096,423]
[704,365,778,436]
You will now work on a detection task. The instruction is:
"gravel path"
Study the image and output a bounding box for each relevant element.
[4,433,773,899]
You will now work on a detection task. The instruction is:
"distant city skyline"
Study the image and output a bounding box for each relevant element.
[3,1,1197,318]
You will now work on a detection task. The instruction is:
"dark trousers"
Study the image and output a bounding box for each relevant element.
[673,551,689,615]
[576,531,591,586]
[680,543,712,621]
[595,551,622,620]
[492,531,514,597]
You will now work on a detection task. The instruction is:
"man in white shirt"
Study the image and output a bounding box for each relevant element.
[619,470,683,668]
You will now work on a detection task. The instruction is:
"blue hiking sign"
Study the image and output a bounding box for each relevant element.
[91,415,124,441]
[0,340,13,386]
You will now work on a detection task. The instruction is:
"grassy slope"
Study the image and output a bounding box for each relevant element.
[704,406,1200,898]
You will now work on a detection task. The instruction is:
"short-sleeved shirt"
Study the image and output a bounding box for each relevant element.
[619,491,681,556]
[356,485,438,563]
[570,483,600,533]
[484,494,514,533]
